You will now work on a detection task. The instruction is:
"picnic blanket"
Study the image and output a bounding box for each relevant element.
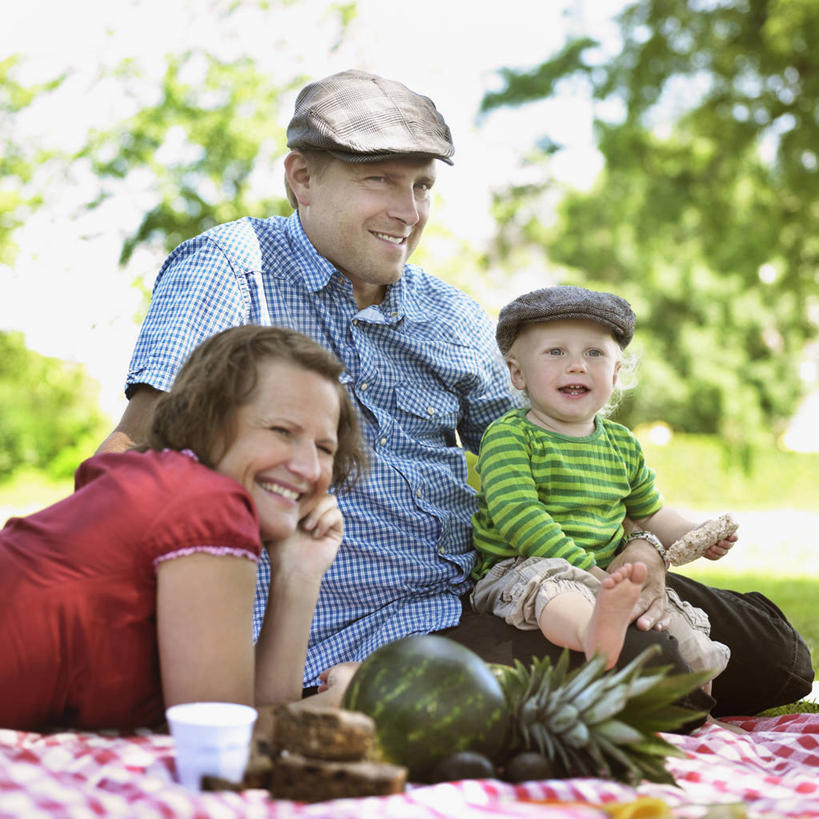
[1,713,818,818]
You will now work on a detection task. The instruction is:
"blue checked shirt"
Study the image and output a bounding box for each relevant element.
[127,213,516,686]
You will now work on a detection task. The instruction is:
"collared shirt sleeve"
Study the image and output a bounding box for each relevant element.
[126,234,249,396]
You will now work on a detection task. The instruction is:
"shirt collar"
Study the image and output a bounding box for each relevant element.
[285,210,410,324]
[285,212,337,293]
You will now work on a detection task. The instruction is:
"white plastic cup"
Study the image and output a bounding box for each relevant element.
[166,702,258,791]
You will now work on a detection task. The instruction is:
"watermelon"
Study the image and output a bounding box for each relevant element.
[341,635,508,781]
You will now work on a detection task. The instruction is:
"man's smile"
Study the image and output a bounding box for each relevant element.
[372,231,407,245]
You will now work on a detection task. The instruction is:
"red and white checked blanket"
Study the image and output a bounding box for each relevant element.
[1,714,817,818]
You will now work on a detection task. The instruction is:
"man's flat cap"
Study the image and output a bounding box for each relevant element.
[496,285,636,354]
[286,69,454,164]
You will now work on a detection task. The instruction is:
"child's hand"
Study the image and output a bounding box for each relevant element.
[702,532,738,561]
[313,662,361,706]
[317,662,360,693]
[665,513,738,566]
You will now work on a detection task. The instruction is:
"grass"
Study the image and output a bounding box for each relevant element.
[675,566,819,682]
[636,429,819,510]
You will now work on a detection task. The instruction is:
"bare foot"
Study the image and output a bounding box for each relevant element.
[584,562,647,668]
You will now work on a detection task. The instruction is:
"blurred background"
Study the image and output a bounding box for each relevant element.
[2,0,817,673]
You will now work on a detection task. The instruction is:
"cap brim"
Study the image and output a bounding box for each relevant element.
[326,148,454,166]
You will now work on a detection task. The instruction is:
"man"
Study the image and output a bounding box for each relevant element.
[99,70,812,717]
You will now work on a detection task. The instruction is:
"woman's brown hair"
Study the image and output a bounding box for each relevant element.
[148,325,364,491]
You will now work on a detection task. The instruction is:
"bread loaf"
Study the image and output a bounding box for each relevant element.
[271,751,407,802]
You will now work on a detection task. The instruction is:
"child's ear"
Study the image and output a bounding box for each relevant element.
[612,358,622,388]
[506,357,526,391]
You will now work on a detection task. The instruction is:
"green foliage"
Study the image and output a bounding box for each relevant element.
[79,51,299,266]
[0,332,108,480]
[0,57,64,265]
[77,4,359,270]
[481,0,819,443]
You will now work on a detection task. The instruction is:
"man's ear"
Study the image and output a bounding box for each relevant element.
[284,151,313,206]
[506,356,526,391]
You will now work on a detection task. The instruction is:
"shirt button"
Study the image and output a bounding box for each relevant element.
[416,488,423,498]
[353,319,359,326]
[379,437,387,446]
[427,406,435,415]
[359,382,368,391]
[438,545,445,555]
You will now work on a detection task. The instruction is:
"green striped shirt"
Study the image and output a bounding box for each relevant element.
[472,408,663,578]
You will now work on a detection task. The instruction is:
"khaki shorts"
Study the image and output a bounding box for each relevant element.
[471,556,730,678]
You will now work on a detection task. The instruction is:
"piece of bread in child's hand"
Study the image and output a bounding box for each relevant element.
[666,513,739,566]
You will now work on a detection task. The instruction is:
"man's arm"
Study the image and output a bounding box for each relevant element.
[607,536,670,631]
[96,385,165,454]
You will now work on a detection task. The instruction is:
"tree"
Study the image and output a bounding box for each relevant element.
[0,57,63,265]
[1,60,110,480]
[78,5,358,268]
[79,52,299,267]
[0,332,108,479]
[480,0,819,446]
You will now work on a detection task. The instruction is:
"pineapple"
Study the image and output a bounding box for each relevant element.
[342,635,710,785]
[493,646,711,785]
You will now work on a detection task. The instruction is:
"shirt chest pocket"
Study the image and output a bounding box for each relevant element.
[394,384,460,447]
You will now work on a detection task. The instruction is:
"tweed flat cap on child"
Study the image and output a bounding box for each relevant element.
[286,69,455,165]
[496,285,636,354]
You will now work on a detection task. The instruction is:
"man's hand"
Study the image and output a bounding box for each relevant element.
[607,538,670,631]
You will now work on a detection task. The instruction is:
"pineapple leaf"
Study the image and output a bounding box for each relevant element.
[592,718,645,745]
[557,652,609,701]
[581,688,629,725]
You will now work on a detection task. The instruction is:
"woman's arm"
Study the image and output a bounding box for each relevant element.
[254,494,344,706]
[156,494,342,712]
[157,552,257,708]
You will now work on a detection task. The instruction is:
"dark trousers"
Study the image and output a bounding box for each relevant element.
[437,572,814,726]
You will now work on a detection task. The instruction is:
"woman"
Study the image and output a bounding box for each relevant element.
[0,325,364,731]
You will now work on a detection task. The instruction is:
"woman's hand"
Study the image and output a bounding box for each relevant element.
[266,493,343,579]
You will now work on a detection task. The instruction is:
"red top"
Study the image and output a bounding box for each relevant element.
[0,449,261,731]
